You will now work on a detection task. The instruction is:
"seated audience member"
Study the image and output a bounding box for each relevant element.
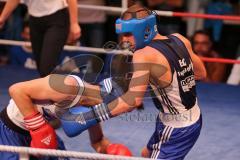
[192,30,226,82]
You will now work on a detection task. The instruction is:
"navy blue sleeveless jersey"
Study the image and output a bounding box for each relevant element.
[148,35,197,114]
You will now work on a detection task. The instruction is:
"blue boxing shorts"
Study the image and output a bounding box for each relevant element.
[0,108,68,160]
[147,114,202,160]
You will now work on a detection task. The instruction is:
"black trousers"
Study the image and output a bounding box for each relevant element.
[29,8,69,77]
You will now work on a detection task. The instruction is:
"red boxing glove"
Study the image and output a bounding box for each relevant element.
[106,144,132,157]
[24,112,57,149]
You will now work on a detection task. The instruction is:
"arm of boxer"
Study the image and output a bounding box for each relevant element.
[189,53,207,80]
[108,50,150,116]
[58,50,152,136]
[88,124,111,153]
[60,52,150,135]
[173,33,207,80]
[66,0,81,41]
[0,0,20,28]
[64,77,114,106]
[82,51,150,120]
[88,123,131,156]
[78,82,103,106]
[8,74,84,117]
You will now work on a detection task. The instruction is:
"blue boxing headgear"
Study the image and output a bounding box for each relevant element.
[115,11,158,51]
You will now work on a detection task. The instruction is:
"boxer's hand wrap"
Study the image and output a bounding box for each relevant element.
[93,103,112,122]
[24,112,57,149]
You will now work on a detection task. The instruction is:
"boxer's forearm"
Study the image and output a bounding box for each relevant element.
[79,83,103,106]
[88,124,110,153]
[9,83,38,117]
[108,92,142,117]
[8,75,79,116]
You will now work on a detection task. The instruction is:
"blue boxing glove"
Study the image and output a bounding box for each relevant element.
[60,77,121,137]
[60,104,112,137]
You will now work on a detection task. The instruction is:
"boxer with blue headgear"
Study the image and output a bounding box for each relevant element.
[48,4,206,160]
[115,5,158,51]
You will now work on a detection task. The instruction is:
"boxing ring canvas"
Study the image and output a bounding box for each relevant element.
[0,65,240,160]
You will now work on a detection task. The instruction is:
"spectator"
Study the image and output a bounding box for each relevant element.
[192,30,226,82]
[0,0,81,77]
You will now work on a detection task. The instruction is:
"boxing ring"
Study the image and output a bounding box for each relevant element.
[0,1,240,160]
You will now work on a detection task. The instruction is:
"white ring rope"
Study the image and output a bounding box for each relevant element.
[0,39,132,55]
[0,145,152,160]
[155,10,174,17]
[78,4,240,22]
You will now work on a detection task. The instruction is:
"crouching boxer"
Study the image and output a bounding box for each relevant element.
[4,75,132,160]
[0,99,110,159]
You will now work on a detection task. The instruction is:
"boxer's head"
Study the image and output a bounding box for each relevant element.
[115,4,158,51]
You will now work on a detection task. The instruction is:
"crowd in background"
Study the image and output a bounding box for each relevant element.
[0,0,239,84]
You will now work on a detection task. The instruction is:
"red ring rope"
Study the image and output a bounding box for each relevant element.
[200,57,240,64]
[172,12,240,21]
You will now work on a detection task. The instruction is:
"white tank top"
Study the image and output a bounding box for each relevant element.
[22,0,68,17]
[6,99,58,130]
